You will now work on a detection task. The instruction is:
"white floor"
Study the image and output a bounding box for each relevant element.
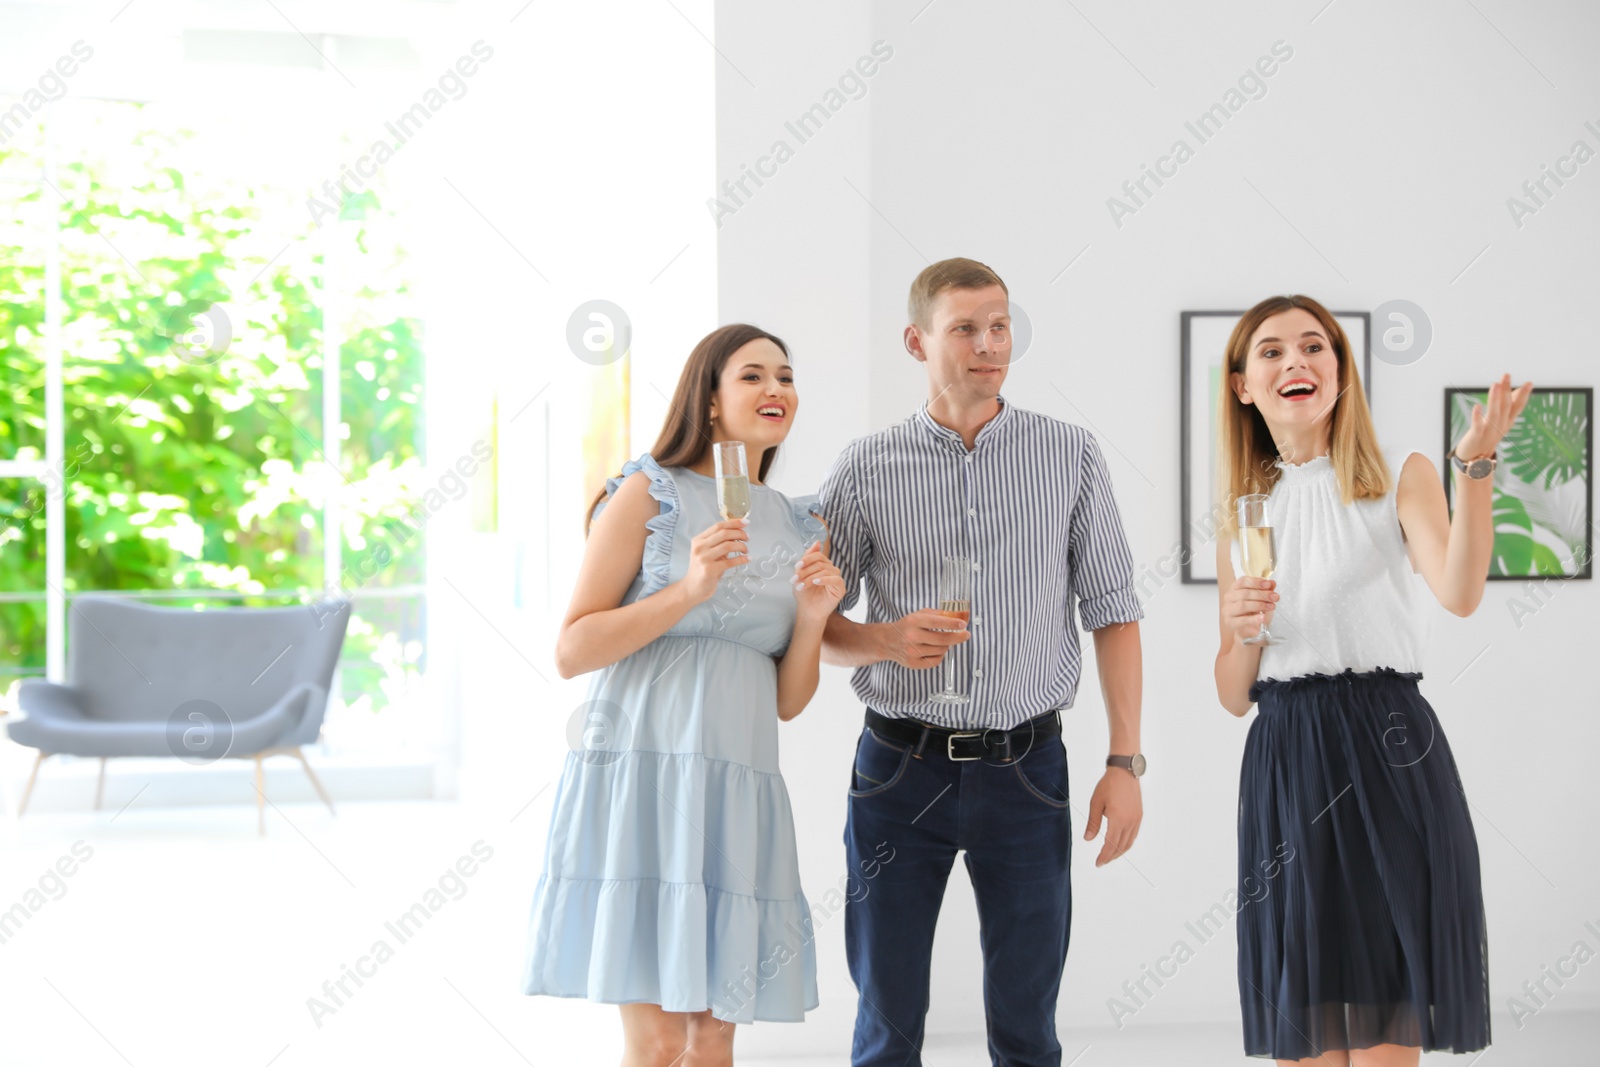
[1,796,1594,1066]
[746,1015,1600,1065]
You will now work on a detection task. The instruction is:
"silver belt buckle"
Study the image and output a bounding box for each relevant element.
[946,732,982,761]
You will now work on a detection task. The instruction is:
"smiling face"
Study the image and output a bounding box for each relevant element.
[1231,307,1343,440]
[707,338,796,453]
[906,284,1012,403]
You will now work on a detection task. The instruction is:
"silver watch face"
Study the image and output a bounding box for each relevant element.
[1467,457,1495,479]
[1130,753,1147,777]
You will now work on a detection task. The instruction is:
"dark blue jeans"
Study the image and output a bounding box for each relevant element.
[844,717,1074,1067]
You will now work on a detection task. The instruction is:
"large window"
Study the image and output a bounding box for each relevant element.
[0,94,431,754]
[1,5,715,784]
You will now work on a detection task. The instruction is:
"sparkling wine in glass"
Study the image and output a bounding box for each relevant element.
[714,441,750,521]
[1236,494,1285,646]
[929,556,972,705]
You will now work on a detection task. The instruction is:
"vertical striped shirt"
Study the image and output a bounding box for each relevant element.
[816,395,1143,729]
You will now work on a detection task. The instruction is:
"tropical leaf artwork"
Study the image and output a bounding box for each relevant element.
[1446,388,1592,579]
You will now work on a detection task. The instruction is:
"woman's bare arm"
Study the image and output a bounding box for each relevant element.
[775,611,828,721]
[554,473,747,679]
[1397,376,1535,616]
[775,538,844,721]
[1395,453,1493,617]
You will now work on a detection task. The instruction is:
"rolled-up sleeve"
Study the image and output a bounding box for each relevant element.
[816,442,873,613]
[1068,431,1144,631]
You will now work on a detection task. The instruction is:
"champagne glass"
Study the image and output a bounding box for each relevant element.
[1236,494,1285,646]
[711,441,751,586]
[928,556,972,705]
[714,441,750,520]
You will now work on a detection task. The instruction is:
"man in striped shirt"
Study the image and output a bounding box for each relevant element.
[818,257,1146,1066]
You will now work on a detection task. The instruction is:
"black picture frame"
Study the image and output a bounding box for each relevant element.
[1443,385,1593,580]
[1180,309,1371,584]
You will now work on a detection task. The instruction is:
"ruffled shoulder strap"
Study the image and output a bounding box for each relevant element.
[592,453,680,598]
[787,493,829,553]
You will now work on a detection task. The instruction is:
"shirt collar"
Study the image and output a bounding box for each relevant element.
[916,394,1013,450]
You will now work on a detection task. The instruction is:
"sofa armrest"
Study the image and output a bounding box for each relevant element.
[229,682,329,755]
[273,681,330,747]
[16,680,91,722]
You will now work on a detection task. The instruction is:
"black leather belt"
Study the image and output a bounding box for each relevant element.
[864,707,1062,763]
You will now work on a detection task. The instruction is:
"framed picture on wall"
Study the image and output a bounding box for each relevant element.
[1180,309,1371,583]
[1444,386,1593,580]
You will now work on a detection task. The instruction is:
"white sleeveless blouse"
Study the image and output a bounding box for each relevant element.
[1229,445,1432,682]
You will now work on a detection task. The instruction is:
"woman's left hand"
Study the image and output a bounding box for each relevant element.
[1453,372,1534,459]
[792,542,845,618]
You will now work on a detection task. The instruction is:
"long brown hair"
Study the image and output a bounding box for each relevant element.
[1218,295,1388,536]
[585,323,790,534]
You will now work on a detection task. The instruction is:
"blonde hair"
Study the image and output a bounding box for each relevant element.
[1218,295,1389,536]
[907,257,1007,329]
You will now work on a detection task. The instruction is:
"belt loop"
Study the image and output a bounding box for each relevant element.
[913,727,930,758]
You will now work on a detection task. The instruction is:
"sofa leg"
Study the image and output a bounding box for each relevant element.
[19,752,49,816]
[293,748,336,817]
[255,754,266,836]
[94,758,107,811]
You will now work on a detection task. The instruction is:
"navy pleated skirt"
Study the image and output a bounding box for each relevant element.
[1237,667,1490,1060]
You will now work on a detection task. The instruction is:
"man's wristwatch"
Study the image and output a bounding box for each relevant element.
[1107,754,1146,778]
[1448,448,1497,480]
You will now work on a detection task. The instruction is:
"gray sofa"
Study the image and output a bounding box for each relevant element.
[8,595,351,832]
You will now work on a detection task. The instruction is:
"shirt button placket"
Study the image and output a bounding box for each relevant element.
[963,445,978,691]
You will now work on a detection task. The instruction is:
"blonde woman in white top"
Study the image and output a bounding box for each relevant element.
[1213,294,1531,1066]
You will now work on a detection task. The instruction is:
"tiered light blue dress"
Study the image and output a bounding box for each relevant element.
[523,453,827,1024]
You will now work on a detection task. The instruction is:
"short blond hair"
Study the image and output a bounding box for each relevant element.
[908,257,1008,329]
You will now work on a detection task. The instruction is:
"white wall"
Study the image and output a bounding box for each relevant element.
[718,0,1600,1056]
[712,3,877,1055]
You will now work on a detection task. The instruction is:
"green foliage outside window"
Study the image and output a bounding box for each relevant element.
[0,99,427,714]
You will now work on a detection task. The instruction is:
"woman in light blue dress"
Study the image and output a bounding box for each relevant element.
[524,323,844,1066]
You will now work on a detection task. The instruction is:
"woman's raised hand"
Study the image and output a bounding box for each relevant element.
[681,519,750,604]
[1454,373,1534,459]
[791,541,845,619]
[1222,574,1278,646]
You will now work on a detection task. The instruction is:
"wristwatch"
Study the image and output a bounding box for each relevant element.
[1447,448,1497,479]
[1107,754,1146,778]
